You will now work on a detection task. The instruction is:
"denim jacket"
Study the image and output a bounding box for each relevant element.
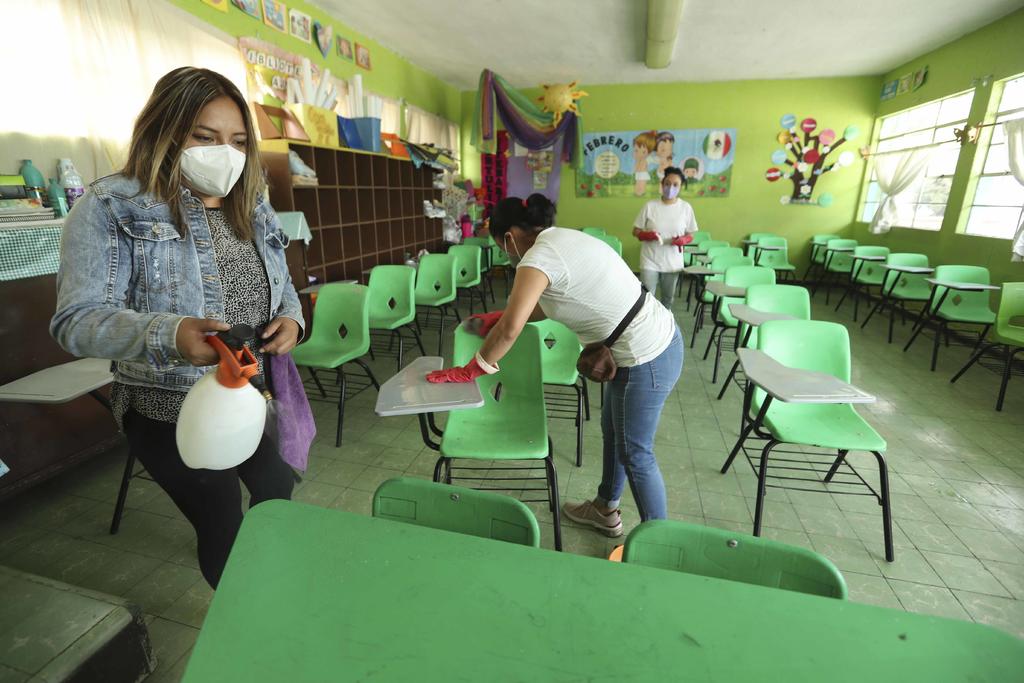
[50,174,304,390]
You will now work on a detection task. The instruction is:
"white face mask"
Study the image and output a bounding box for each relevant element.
[180,144,246,198]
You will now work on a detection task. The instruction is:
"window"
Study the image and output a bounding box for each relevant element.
[964,74,1024,238]
[860,90,974,229]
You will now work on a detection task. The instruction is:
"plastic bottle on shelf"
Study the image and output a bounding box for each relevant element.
[57,158,85,210]
[48,178,69,217]
[19,160,46,203]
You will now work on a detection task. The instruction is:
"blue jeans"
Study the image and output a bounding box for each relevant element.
[597,327,683,521]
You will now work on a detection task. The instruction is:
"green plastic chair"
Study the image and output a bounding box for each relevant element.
[682,231,712,268]
[703,266,776,383]
[813,239,858,305]
[754,236,796,281]
[681,237,725,305]
[904,265,997,371]
[486,235,513,294]
[705,245,742,263]
[463,236,496,304]
[373,477,541,547]
[833,246,890,321]
[801,233,837,283]
[531,319,589,468]
[414,254,460,355]
[622,520,847,599]
[721,319,893,561]
[745,232,775,258]
[450,244,488,314]
[689,232,711,245]
[582,227,606,236]
[292,283,379,446]
[717,284,811,400]
[860,253,932,344]
[367,265,427,371]
[951,282,1024,411]
[595,233,623,257]
[691,254,753,347]
[436,325,562,550]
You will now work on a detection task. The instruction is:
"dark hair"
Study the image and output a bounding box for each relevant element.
[489,193,556,241]
[662,166,687,187]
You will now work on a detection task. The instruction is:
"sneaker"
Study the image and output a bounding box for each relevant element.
[562,499,623,537]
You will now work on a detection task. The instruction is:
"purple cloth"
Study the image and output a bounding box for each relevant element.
[507,137,564,202]
[268,353,316,471]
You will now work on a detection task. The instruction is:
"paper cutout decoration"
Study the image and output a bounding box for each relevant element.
[337,36,353,61]
[288,9,311,43]
[202,0,229,11]
[262,0,286,32]
[233,0,261,18]
[537,81,589,126]
[313,21,332,58]
[766,112,861,206]
[355,43,372,70]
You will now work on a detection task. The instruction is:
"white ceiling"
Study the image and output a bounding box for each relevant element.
[311,0,1023,90]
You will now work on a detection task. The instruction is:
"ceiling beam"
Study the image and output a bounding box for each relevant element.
[644,0,684,69]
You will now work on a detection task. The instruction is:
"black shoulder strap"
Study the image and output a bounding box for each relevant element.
[603,285,648,348]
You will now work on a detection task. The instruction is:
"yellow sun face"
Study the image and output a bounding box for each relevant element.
[537,81,588,126]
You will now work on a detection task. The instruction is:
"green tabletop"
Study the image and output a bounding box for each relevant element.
[183,501,1024,683]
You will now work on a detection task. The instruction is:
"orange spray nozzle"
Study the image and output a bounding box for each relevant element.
[206,329,260,389]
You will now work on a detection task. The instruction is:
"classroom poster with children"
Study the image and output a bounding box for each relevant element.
[577,128,738,199]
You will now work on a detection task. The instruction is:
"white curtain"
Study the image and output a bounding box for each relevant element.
[869,147,935,235]
[0,0,245,183]
[1005,118,1024,261]
[405,104,459,153]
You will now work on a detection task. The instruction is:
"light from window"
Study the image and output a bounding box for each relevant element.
[860,90,974,230]
[965,75,1024,239]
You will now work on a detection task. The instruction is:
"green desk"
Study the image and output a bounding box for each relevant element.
[183,501,1024,682]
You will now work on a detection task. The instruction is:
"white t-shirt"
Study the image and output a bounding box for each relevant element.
[634,199,699,273]
[517,228,677,367]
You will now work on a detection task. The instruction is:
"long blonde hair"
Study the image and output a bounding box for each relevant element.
[123,67,263,240]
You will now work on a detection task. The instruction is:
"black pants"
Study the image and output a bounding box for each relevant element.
[125,411,294,588]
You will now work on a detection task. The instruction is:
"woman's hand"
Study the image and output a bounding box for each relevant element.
[260,317,301,355]
[176,318,231,366]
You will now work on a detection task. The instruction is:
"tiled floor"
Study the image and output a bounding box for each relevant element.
[1,279,1023,681]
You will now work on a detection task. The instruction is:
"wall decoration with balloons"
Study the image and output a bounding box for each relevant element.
[764,114,860,207]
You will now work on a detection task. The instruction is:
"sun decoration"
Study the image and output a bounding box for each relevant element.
[537,81,588,126]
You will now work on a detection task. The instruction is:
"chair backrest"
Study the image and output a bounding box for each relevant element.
[825,239,858,272]
[810,234,836,264]
[745,284,811,320]
[622,520,847,599]
[812,234,835,245]
[745,232,775,256]
[882,252,930,296]
[454,324,546,407]
[707,246,743,262]
[415,254,457,299]
[755,236,790,269]
[932,265,994,317]
[305,283,371,355]
[997,282,1024,340]
[373,477,541,547]
[689,232,711,245]
[699,240,729,253]
[462,237,492,269]
[852,246,890,284]
[595,233,623,256]
[530,319,582,384]
[709,254,753,283]
[449,244,483,287]
[367,265,416,323]
[757,319,850,382]
[724,265,776,288]
[582,227,606,236]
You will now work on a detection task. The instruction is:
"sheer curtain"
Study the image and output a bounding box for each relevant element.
[405,104,459,152]
[0,0,245,183]
[869,147,935,234]
[1005,119,1024,261]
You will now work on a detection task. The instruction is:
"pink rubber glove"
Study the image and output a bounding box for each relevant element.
[465,310,503,337]
[637,231,660,242]
[426,358,487,384]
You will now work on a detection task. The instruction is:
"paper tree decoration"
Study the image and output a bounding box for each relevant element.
[537,81,588,126]
[764,113,860,207]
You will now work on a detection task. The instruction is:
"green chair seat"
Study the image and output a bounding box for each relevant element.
[763,402,887,452]
[368,265,417,331]
[936,307,996,324]
[623,519,847,599]
[931,265,997,325]
[291,284,370,370]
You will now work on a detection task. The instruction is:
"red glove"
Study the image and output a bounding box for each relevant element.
[465,310,503,337]
[637,231,660,242]
[426,358,488,384]
[671,235,693,248]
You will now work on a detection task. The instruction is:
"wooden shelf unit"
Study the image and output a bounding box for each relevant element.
[261,140,444,289]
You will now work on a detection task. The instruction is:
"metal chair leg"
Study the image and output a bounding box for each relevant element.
[546,453,563,551]
[408,324,427,355]
[995,346,1019,412]
[581,378,591,421]
[335,370,347,447]
[352,358,381,390]
[951,342,997,384]
[574,384,584,468]
[717,359,740,400]
[309,367,326,397]
[109,451,136,535]
[871,450,895,562]
[753,440,780,536]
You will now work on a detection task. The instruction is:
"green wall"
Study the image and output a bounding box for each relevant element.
[463,77,880,270]
[848,8,1024,286]
[174,0,461,122]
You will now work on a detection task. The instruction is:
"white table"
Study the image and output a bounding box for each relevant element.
[705,280,746,298]
[903,279,1000,370]
[737,348,876,404]
[374,356,484,450]
[0,358,113,407]
[682,265,720,276]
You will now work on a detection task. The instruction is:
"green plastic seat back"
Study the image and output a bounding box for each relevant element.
[811,234,835,263]
[373,477,541,547]
[703,255,753,303]
[932,265,994,320]
[622,520,847,599]
[720,267,776,327]
[449,245,483,288]
[755,236,793,269]
[824,239,858,273]
[298,283,371,362]
[530,319,582,386]
[852,246,890,285]
[582,227,605,236]
[996,282,1024,345]
[689,232,711,245]
[699,240,729,254]
[742,284,811,348]
[745,232,775,256]
[462,237,492,270]
[367,265,416,328]
[596,234,623,256]
[757,319,850,382]
[707,246,743,263]
[883,253,931,300]
[414,254,457,304]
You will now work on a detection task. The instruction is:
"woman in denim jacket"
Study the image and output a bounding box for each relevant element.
[51,68,304,588]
